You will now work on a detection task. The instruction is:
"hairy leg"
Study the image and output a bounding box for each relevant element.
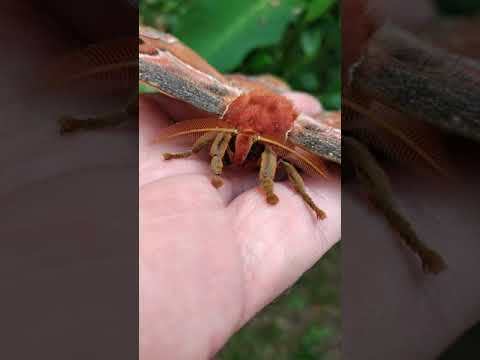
[281,160,326,219]
[259,146,279,205]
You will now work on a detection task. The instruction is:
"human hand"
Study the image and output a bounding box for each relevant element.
[139,93,341,359]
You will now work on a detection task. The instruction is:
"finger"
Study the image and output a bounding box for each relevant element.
[146,92,213,122]
[139,96,169,167]
[228,173,341,321]
[139,96,209,187]
[139,95,170,141]
[139,94,214,167]
[139,95,232,197]
[284,91,324,115]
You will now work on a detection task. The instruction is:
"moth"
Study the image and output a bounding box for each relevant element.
[349,24,480,143]
[139,26,341,219]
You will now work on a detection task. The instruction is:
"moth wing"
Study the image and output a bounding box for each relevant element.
[288,113,342,164]
[139,47,242,116]
[344,96,454,177]
[41,37,137,91]
[139,26,226,83]
[225,74,292,94]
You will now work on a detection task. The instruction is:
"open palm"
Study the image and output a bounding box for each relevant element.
[139,94,341,359]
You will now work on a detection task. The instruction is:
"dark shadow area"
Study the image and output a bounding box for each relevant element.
[342,0,480,358]
[0,1,138,358]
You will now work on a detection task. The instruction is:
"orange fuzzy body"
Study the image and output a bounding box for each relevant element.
[223,90,297,164]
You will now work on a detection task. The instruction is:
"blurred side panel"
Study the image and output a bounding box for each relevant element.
[0,1,138,358]
[342,0,480,358]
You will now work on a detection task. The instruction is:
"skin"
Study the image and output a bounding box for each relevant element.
[139,93,341,359]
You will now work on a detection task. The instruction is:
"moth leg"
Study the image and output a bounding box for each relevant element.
[259,146,279,205]
[59,111,128,133]
[280,160,326,219]
[59,92,138,133]
[209,132,232,188]
[163,131,217,160]
[344,136,446,274]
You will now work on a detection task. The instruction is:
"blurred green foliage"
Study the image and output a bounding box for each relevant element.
[140,0,340,109]
[140,0,340,358]
[173,0,303,72]
[215,246,340,360]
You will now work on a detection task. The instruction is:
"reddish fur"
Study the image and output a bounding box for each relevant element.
[232,133,254,165]
[225,90,297,137]
[224,90,297,164]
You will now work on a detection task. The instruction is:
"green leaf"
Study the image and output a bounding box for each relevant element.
[287,292,307,310]
[300,28,324,58]
[139,83,158,94]
[320,92,340,110]
[302,325,332,348]
[299,72,319,92]
[172,0,303,71]
[305,0,335,22]
[247,50,275,72]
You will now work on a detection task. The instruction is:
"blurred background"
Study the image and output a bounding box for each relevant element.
[139,0,341,359]
[342,0,480,358]
[432,2,480,358]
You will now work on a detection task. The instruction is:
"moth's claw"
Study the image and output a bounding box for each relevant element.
[422,251,447,274]
[59,112,129,134]
[59,116,81,133]
[211,175,224,189]
[266,193,279,205]
[314,207,327,220]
